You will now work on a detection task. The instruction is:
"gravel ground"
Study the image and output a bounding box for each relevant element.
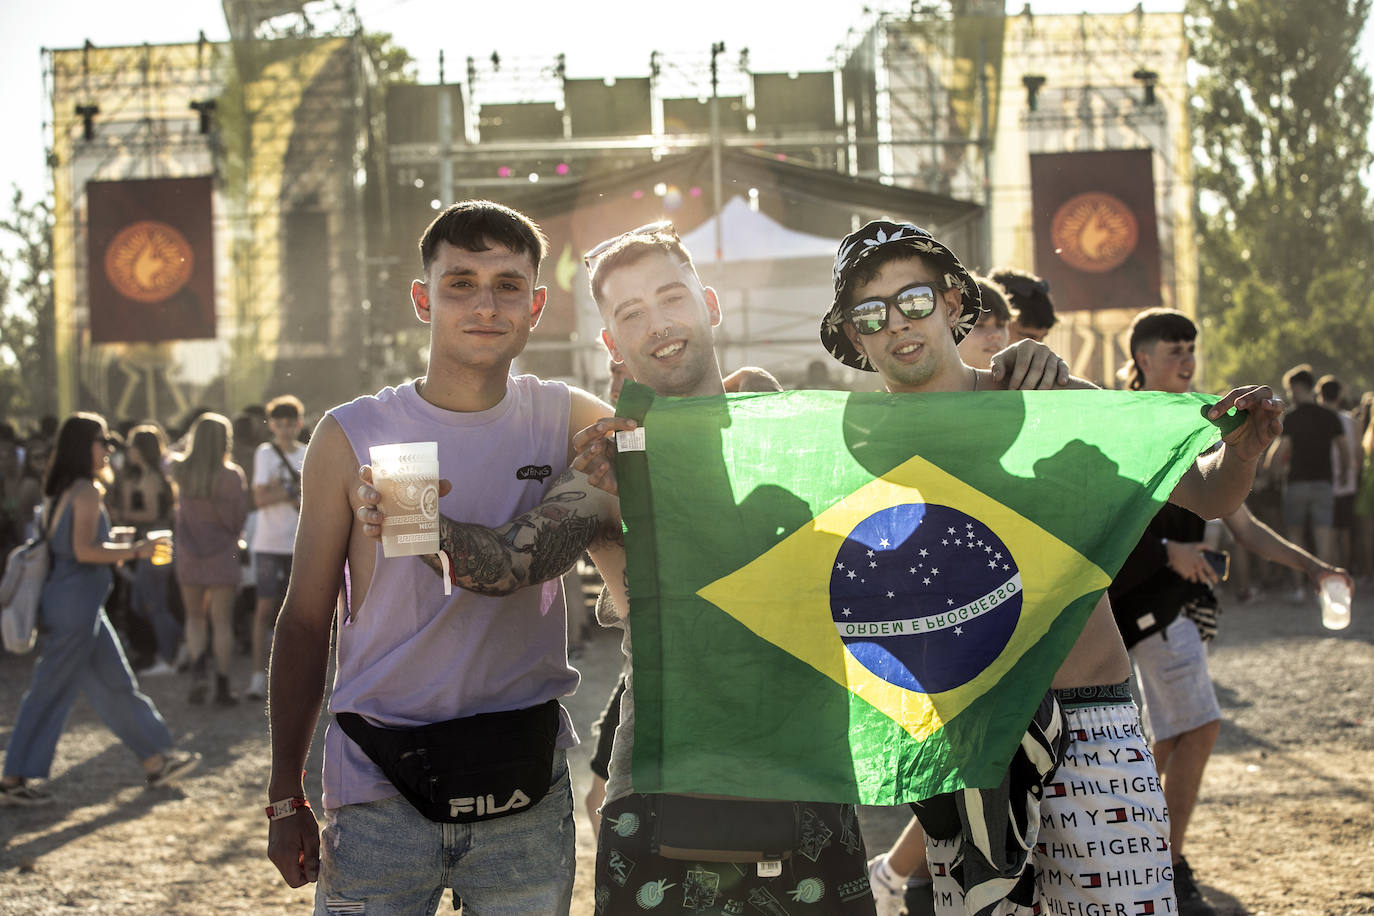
[1,585,1370,914]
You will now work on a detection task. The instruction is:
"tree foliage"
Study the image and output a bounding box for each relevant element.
[0,188,55,424]
[1189,0,1374,394]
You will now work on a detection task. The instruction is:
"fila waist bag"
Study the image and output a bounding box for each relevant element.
[335,699,560,824]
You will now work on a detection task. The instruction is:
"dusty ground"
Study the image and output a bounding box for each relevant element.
[1,587,1371,915]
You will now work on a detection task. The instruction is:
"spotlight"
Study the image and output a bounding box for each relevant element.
[75,104,99,141]
[190,100,216,135]
[1133,69,1159,106]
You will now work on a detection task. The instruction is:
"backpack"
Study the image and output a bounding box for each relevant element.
[0,503,51,654]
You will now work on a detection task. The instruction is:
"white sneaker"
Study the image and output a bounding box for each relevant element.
[245,671,267,700]
[138,659,177,678]
[868,854,909,916]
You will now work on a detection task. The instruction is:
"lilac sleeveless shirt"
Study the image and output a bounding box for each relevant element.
[324,375,580,808]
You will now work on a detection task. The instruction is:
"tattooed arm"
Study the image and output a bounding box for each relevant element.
[360,467,622,596]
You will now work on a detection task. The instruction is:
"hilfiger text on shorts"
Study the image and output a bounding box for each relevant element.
[1044,774,1163,798]
[1035,834,1170,860]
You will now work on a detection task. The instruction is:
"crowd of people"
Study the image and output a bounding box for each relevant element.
[0,397,309,803]
[0,199,1367,916]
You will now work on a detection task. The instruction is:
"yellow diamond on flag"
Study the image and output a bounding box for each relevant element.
[697,452,1111,742]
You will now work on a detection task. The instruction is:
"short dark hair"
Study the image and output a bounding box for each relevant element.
[266,394,304,421]
[1284,364,1316,393]
[973,276,1011,324]
[1125,308,1197,391]
[588,228,697,314]
[418,200,548,276]
[1317,374,1342,403]
[839,248,944,314]
[990,267,1056,330]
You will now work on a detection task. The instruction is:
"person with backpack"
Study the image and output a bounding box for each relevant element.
[1,412,199,806]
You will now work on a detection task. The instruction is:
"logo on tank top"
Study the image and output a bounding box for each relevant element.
[517,464,553,481]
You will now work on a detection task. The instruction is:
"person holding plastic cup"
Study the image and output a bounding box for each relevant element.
[2,412,198,807]
[264,201,614,912]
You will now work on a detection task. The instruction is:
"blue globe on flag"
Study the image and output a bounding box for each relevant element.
[829,503,1022,694]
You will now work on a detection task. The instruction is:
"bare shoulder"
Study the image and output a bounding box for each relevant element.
[301,414,356,493]
[567,386,615,458]
[68,478,99,505]
[569,386,613,426]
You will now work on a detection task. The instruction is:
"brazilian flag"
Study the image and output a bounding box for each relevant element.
[614,384,1240,805]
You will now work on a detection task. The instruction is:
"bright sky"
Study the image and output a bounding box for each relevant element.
[1,0,1370,205]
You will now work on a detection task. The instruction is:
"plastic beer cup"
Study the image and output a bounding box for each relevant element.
[146,529,174,566]
[1320,577,1351,631]
[368,442,441,558]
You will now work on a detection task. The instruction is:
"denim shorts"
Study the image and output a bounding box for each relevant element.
[254,552,293,602]
[1282,480,1335,531]
[1130,616,1221,743]
[315,750,575,915]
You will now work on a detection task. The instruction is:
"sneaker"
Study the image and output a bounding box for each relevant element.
[1173,857,1217,916]
[868,855,908,916]
[146,751,201,788]
[245,670,267,701]
[138,659,177,678]
[0,782,56,807]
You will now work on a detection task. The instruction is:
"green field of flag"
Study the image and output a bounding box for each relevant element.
[614,384,1240,805]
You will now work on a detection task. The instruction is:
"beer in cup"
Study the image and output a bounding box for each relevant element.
[146,529,174,566]
[368,442,441,558]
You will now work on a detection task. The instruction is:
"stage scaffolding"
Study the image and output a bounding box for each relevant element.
[46,1,377,420]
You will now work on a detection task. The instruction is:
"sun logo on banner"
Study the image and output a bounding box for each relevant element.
[830,504,1022,694]
[1050,192,1139,273]
[104,220,195,303]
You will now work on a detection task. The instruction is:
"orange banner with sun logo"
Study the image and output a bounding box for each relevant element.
[1029,150,1161,313]
[86,177,216,343]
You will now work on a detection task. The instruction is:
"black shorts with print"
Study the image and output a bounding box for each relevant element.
[594,793,877,915]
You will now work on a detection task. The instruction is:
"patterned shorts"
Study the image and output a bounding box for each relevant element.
[595,793,877,915]
[925,701,1175,915]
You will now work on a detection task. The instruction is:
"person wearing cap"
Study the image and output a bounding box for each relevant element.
[989,267,1056,344]
[819,221,1282,916]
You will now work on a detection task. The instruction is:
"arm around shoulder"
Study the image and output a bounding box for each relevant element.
[567,386,615,464]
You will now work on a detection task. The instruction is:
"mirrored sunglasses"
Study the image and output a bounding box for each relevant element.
[847,283,947,335]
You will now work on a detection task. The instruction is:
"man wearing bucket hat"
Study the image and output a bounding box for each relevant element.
[821,219,1283,916]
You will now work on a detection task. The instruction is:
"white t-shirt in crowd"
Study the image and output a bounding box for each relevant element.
[250,439,306,555]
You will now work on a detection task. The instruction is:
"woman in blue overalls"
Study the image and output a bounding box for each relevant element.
[0,413,199,806]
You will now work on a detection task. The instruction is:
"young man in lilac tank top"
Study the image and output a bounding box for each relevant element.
[264,201,610,915]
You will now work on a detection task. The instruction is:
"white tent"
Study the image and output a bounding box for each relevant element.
[679,196,837,263]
